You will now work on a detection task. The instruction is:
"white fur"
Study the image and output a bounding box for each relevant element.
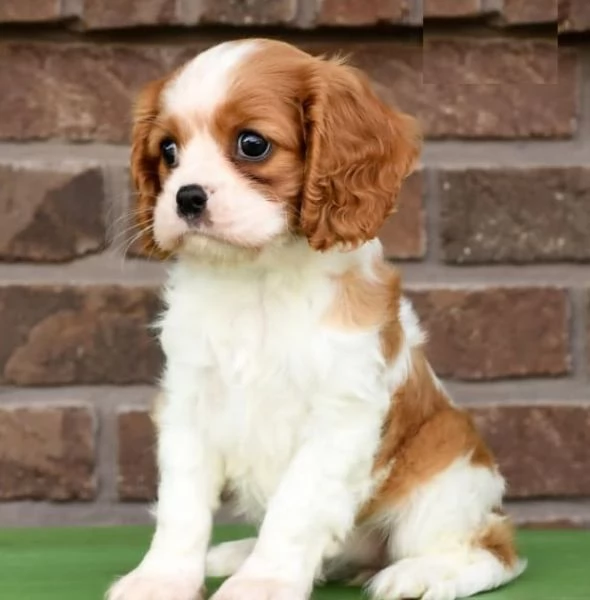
[399,297,425,349]
[157,239,390,590]
[108,555,204,600]
[154,39,288,253]
[369,551,523,600]
[153,130,286,251]
[385,298,424,392]
[164,40,259,117]
[213,576,305,600]
[206,539,256,577]
[390,456,505,559]
[367,458,523,600]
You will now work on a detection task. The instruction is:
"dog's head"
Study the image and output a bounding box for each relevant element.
[131,39,420,261]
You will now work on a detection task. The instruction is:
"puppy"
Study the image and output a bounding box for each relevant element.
[108,39,526,600]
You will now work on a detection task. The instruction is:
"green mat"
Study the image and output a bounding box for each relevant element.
[0,526,588,599]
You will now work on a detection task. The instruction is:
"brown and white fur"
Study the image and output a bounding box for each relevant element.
[108,39,526,600]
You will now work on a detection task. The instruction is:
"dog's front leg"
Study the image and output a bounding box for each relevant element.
[212,400,381,600]
[108,376,223,600]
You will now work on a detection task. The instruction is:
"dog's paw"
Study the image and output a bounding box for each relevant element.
[369,558,457,600]
[106,561,203,600]
[211,576,305,600]
[368,550,519,600]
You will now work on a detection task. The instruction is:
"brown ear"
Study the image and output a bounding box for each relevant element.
[300,59,421,251]
[130,77,168,258]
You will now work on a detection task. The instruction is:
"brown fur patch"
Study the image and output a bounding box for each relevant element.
[359,350,496,519]
[323,260,401,335]
[211,41,310,230]
[130,73,180,258]
[375,262,405,363]
[300,57,421,251]
[478,517,518,568]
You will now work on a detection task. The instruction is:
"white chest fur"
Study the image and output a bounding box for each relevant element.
[157,243,390,517]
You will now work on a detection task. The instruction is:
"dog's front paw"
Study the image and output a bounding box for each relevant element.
[107,560,204,600]
[211,576,306,600]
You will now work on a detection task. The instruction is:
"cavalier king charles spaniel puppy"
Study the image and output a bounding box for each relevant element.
[108,39,525,600]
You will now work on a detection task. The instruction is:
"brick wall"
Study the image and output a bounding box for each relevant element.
[0,1,589,528]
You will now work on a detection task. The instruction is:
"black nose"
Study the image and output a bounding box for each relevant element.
[176,184,208,219]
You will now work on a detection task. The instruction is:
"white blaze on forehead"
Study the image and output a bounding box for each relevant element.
[163,40,260,117]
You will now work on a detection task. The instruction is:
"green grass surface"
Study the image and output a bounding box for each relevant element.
[0,525,588,599]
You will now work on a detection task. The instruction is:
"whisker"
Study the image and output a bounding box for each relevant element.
[111,223,147,245]
[109,208,153,231]
[110,221,153,255]
[121,225,155,258]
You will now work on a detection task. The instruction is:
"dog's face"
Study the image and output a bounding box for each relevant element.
[131,39,420,260]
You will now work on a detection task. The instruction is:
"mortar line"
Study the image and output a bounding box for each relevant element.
[0,380,587,405]
[1,259,590,287]
[5,140,590,166]
[505,499,590,528]
[95,401,120,505]
[0,386,155,408]
[0,498,588,528]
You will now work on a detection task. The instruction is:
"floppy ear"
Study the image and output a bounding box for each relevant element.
[130,77,168,258]
[300,59,421,251]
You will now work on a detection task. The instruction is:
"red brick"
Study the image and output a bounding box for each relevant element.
[424,39,557,86]
[408,288,570,380]
[503,0,556,24]
[426,0,558,23]
[379,171,425,259]
[303,42,422,128]
[439,167,590,264]
[0,285,163,385]
[0,163,105,262]
[423,46,576,138]
[471,404,590,498]
[314,0,409,25]
[118,410,157,501]
[424,0,482,18]
[0,43,189,142]
[0,0,62,22]
[81,0,178,29]
[0,405,95,500]
[560,0,590,32]
[183,0,298,25]
[306,42,576,140]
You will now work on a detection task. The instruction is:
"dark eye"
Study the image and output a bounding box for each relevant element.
[236,130,271,161]
[160,138,179,168]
